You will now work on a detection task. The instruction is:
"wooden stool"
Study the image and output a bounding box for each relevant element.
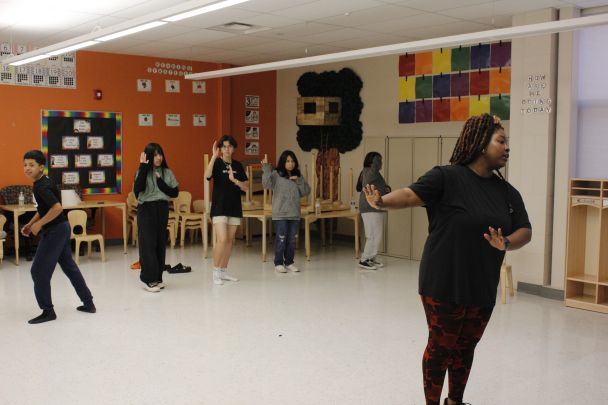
[501,257,514,304]
[68,210,105,265]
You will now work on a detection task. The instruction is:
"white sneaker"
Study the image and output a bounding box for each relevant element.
[286,264,300,272]
[157,282,165,289]
[220,269,238,281]
[213,269,223,285]
[372,260,384,268]
[275,265,287,273]
[142,281,161,292]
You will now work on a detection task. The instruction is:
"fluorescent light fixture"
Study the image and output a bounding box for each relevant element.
[98,21,168,41]
[48,41,99,56]
[10,54,51,66]
[163,0,250,22]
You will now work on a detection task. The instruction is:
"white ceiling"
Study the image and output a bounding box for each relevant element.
[0,0,607,65]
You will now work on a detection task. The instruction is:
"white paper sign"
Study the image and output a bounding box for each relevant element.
[139,114,153,126]
[245,142,259,156]
[166,80,180,92]
[138,79,151,92]
[74,119,91,133]
[50,155,68,168]
[75,154,92,168]
[246,95,259,108]
[193,114,206,126]
[245,110,259,124]
[166,114,180,126]
[62,136,80,150]
[62,172,80,185]
[193,81,206,93]
[245,126,259,139]
[87,136,104,149]
[97,154,114,167]
[89,171,105,184]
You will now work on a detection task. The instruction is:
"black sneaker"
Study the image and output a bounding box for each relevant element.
[358,260,377,270]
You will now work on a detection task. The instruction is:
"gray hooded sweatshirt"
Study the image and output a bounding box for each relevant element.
[262,163,311,220]
[358,155,387,214]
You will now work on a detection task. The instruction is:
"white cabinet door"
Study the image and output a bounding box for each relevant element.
[386,137,413,257]
[441,137,458,166]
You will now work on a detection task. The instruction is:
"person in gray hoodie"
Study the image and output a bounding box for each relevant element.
[262,151,311,273]
[357,152,391,270]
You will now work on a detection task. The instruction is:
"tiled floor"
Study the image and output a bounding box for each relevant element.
[0,239,607,405]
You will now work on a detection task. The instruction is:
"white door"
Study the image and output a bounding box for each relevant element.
[386,137,413,258]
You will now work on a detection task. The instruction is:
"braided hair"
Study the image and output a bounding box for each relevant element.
[450,113,513,214]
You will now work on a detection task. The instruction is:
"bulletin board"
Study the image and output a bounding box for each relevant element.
[398,41,511,124]
[41,110,122,195]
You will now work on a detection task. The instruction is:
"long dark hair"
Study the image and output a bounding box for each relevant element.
[143,143,169,179]
[276,150,301,178]
[356,151,382,192]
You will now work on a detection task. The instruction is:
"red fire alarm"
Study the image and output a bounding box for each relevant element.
[93,89,102,100]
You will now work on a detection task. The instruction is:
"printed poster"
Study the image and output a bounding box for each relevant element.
[137,79,151,92]
[139,114,153,126]
[245,126,259,139]
[166,80,180,93]
[75,154,92,168]
[73,119,91,133]
[50,155,68,168]
[62,171,80,185]
[166,114,180,126]
[245,142,259,155]
[193,81,206,93]
[87,136,104,149]
[62,136,80,150]
[193,114,206,126]
[97,154,114,167]
[245,110,259,124]
[246,95,259,108]
[89,171,105,184]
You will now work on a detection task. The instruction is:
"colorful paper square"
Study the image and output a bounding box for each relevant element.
[471,44,490,70]
[415,76,433,99]
[490,95,510,120]
[470,70,490,96]
[470,96,490,116]
[451,97,470,121]
[399,77,416,101]
[433,49,451,74]
[451,46,470,71]
[399,102,416,124]
[491,42,511,68]
[416,100,433,123]
[415,52,433,76]
[490,68,511,94]
[433,99,451,122]
[451,72,469,97]
[399,54,416,77]
[433,74,451,98]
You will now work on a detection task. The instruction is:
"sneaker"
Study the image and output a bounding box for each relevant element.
[142,281,161,292]
[286,264,300,272]
[213,269,223,285]
[220,269,238,281]
[157,282,165,289]
[372,260,384,268]
[358,260,377,270]
[275,265,287,273]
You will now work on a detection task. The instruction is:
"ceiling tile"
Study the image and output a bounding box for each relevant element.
[0,26,61,44]
[358,13,459,34]
[493,0,568,15]
[472,14,513,28]
[28,31,85,47]
[316,5,426,27]
[225,53,288,66]
[249,22,342,40]
[295,28,375,45]
[0,2,47,26]
[326,33,413,49]
[14,10,100,31]
[238,39,313,53]
[395,20,491,39]
[158,29,240,45]
[115,41,189,56]
[270,0,388,20]
[233,0,320,13]
[574,0,608,6]
[203,35,280,50]
[109,0,198,19]
[196,49,258,63]
[437,2,502,20]
[271,44,350,58]
[128,24,200,41]
[153,46,223,59]
[64,16,131,34]
[87,38,149,52]
[396,0,496,13]
[237,14,305,29]
[168,9,261,29]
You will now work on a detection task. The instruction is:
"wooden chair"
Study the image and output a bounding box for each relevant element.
[68,210,105,265]
[167,211,178,249]
[501,256,514,304]
[174,192,205,249]
[0,215,6,268]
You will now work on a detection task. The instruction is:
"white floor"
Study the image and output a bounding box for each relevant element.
[0,239,607,405]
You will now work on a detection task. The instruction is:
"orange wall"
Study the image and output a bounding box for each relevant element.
[0,51,276,239]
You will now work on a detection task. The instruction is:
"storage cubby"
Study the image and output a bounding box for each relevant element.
[598,285,608,309]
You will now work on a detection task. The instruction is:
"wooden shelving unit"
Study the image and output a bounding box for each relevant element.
[565,179,608,314]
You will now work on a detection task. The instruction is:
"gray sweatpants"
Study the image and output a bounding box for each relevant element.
[361,212,384,262]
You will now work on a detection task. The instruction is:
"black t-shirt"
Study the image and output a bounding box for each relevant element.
[33,175,67,230]
[207,158,248,218]
[409,165,531,307]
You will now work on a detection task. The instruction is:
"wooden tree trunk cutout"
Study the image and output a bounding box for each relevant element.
[315,148,340,201]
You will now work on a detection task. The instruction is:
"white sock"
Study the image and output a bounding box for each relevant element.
[214,267,220,271]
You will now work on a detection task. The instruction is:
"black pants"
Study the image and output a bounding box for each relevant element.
[30,221,93,314]
[137,200,169,284]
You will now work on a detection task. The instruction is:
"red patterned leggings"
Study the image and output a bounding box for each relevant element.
[421,295,494,405]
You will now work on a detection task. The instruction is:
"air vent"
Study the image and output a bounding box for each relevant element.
[207,22,272,34]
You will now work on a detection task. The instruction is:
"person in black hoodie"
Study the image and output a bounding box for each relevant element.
[133,143,179,292]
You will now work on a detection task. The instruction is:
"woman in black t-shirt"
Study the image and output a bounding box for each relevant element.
[364,114,532,405]
[204,135,249,285]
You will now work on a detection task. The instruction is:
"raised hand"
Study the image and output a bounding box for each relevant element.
[156,172,160,178]
[363,184,383,209]
[484,227,506,251]
[228,165,235,182]
[261,156,268,164]
[212,141,219,159]
[290,176,297,180]
[140,152,149,164]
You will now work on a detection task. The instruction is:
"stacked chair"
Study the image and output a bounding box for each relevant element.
[174,191,206,249]
[67,210,105,264]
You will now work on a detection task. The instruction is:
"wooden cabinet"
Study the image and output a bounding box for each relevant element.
[565,179,608,314]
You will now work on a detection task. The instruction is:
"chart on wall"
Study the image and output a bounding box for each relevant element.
[398,41,511,123]
[1,43,77,89]
[42,111,122,194]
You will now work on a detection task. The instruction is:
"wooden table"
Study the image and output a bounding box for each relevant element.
[0,201,127,265]
[304,210,360,261]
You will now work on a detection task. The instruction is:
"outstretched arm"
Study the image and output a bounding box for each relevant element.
[363,184,425,210]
